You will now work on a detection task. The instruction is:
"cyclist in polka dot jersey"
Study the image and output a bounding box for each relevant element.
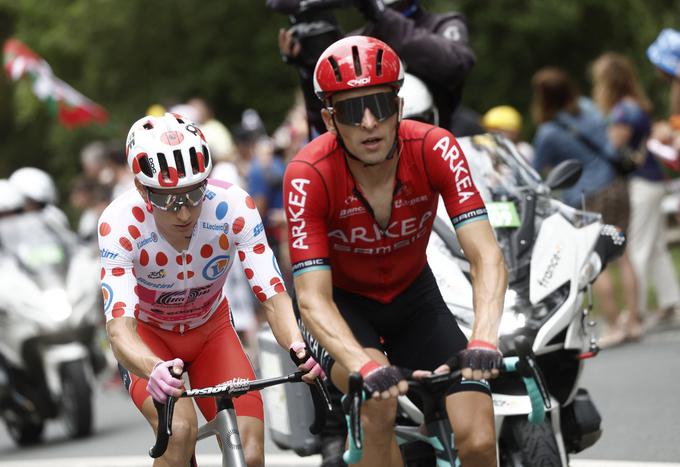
[99,113,322,467]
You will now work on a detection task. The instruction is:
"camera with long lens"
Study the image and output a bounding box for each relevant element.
[267,0,352,67]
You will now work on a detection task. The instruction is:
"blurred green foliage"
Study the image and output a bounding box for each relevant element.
[0,0,678,198]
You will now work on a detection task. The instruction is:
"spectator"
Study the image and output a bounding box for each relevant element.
[108,145,135,200]
[80,141,115,186]
[647,28,680,115]
[482,105,534,163]
[530,67,640,347]
[188,97,237,163]
[592,52,680,327]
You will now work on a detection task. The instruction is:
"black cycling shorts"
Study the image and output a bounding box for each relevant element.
[293,264,490,396]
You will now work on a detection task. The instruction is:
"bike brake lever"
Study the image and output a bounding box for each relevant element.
[514,336,551,410]
[523,356,551,409]
[289,347,332,412]
[149,396,176,458]
[348,373,363,448]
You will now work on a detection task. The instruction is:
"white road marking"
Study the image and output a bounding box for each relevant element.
[2,456,680,467]
[571,462,680,467]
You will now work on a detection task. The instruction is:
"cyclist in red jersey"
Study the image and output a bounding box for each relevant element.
[283,36,507,467]
[100,113,322,467]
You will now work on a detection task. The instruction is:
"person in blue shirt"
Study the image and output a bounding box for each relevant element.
[594,52,680,330]
[530,67,639,348]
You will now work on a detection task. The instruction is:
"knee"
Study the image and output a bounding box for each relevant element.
[242,438,264,467]
[361,398,397,434]
[170,416,198,447]
[456,427,497,465]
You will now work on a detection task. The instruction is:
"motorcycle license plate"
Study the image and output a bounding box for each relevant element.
[486,202,520,228]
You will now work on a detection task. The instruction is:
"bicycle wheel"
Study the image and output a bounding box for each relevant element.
[60,360,93,438]
[499,415,562,467]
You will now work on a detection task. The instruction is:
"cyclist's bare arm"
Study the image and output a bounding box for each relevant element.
[456,220,507,347]
[261,292,306,349]
[106,317,163,379]
[294,269,372,373]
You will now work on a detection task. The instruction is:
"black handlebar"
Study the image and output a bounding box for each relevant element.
[148,370,330,459]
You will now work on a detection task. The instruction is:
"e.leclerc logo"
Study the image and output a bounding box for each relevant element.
[202,255,230,280]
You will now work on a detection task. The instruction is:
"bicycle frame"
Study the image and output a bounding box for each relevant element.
[196,395,247,467]
[343,336,549,466]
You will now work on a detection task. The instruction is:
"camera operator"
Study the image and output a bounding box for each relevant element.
[271,0,476,136]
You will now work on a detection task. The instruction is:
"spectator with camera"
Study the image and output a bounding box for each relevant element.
[272,0,476,137]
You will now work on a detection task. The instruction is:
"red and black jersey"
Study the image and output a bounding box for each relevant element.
[283,120,487,303]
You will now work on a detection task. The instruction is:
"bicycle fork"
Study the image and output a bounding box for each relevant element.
[396,419,461,467]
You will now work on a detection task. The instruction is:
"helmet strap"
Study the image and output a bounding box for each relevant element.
[145,199,154,213]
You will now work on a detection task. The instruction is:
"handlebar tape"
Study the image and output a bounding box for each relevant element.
[503,357,546,424]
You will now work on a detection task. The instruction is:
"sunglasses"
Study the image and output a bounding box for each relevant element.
[330,91,399,126]
[147,182,207,212]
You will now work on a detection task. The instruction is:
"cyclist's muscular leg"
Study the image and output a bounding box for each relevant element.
[446,391,497,467]
[235,415,264,467]
[142,396,198,467]
[330,348,403,467]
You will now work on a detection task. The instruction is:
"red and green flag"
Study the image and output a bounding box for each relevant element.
[3,38,108,128]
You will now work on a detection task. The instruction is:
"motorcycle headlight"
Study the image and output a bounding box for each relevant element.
[498,310,527,335]
[501,282,571,335]
[44,288,73,322]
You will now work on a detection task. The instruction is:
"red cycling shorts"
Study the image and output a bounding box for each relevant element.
[123,299,263,421]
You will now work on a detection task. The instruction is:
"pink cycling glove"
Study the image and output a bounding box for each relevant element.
[147,358,184,403]
[289,341,326,379]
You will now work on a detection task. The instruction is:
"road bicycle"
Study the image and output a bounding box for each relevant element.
[149,369,331,467]
[343,336,550,466]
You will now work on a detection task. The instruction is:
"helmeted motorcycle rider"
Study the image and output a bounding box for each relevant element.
[0,179,24,220]
[272,0,475,137]
[8,167,77,247]
[399,72,439,126]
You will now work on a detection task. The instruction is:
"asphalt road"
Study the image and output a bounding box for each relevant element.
[1,317,679,466]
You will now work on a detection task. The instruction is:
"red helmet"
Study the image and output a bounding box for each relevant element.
[313,36,404,101]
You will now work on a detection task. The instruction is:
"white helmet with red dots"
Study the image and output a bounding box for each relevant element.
[125,112,212,189]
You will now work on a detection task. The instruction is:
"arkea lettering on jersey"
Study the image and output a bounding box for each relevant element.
[433,136,475,204]
[288,178,310,249]
[329,211,433,244]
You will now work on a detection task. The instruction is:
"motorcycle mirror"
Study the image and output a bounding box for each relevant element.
[544,159,582,191]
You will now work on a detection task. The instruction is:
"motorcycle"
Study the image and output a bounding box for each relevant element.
[0,210,102,445]
[426,133,622,466]
[258,134,622,466]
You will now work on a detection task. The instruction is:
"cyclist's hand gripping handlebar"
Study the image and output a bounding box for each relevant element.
[289,343,333,434]
[148,365,182,458]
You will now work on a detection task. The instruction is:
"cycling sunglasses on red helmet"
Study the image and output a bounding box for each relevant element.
[146,181,207,212]
[330,91,399,126]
